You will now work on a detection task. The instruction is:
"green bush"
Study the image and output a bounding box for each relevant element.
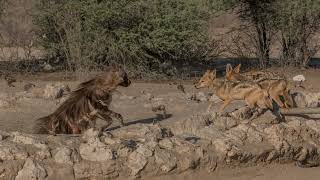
[33,0,215,75]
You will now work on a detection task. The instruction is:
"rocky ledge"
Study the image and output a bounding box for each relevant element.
[0,110,320,180]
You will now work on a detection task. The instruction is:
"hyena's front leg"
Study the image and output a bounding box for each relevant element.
[100,107,125,127]
[96,112,113,132]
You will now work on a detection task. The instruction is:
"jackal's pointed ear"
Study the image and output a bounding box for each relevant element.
[110,62,120,71]
[226,64,232,74]
[211,69,216,78]
[206,69,213,75]
[234,64,241,73]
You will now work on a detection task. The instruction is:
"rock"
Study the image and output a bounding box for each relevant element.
[45,164,75,180]
[0,93,17,108]
[43,83,70,100]
[11,132,47,149]
[43,63,54,72]
[197,92,208,102]
[195,125,224,141]
[225,124,249,144]
[104,137,121,145]
[293,91,320,108]
[79,129,114,161]
[15,158,47,180]
[127,151,148,176]
[112,124,165,142]
[230,107,254,120]
[79,143,114,162]
[186,92,209,102]
[306,120,320,133]
[136,144,153,157]
[212,116,238,130]
[155,149,177,172]
[24,83,36,92]
[171,114,212,135]
[119,95,136,100]
[54,147,73,165]
[209,94,221,103]
[82,128,101,142]
[292,92,307,108]
[117,147,132,158]
[0,160,24,180]
[0,130,10,140]
[293,74,305,82]
[0,142,28,161]
[159,138,174,150]
[179,155,200,171]
[73,161,119,179]
[142,92,154,100]
[304,92,320,107]
[34,148,51,160]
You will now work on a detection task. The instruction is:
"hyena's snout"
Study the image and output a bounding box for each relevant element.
[120,75,131,87]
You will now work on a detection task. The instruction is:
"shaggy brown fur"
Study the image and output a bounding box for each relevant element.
[34,64,131,134]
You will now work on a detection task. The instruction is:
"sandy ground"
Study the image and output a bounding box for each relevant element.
[146,164,320,180]
[0,67,319,179]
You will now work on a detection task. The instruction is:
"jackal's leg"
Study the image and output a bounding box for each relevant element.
[219,99,232,112]
[207,102,213,112]
[283,90,294,108]
[270,92,285,109]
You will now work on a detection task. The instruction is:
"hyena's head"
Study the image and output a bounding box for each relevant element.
[98,63,131,90]
[194,69,216,89]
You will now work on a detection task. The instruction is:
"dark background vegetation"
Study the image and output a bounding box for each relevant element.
[0,0,320,79]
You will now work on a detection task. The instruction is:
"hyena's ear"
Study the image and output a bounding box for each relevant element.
[234,64,241,73]
[226,64,232,74]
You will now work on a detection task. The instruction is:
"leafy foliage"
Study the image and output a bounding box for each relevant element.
[274,0,320,66]
[34,0,216,74]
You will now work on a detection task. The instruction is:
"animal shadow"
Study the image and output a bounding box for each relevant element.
[105,114,173,131]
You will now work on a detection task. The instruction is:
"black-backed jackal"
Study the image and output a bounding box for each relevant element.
[225,64,294,109]
[195,70,273,114]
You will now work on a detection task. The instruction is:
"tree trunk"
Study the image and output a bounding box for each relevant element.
[256,22,270,69]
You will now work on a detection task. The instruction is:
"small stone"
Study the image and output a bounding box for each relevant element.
[127,151,148,176]
[15,158,47,180]
[209,94,221,103]
[11,132,47,149]
[54,147,73,165]
[117,147,132,158]
[0,142,28,161]
[73,161,119,179]
[136,144,153,157]
[155,149,177,172]
[79,143,114,161]
[159,138,174,150]
[104,137,120,145]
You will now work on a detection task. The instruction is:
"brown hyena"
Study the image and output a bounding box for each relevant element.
[33,64,131,134]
